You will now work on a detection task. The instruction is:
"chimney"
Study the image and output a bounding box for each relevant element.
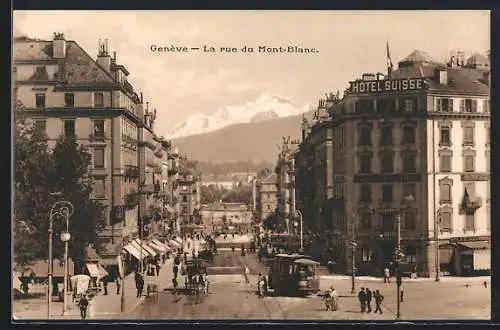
[52,32,66,59]
[434,68,448,85]
[97,39,111,72]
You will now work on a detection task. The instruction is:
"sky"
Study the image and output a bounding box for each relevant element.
[13,10,490,136]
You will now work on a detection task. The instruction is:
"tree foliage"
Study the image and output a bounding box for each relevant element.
[13,109,107,270]
[262,213,279,231]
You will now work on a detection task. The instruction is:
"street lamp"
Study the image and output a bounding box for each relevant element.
[435,210,441,282]
[293,210,303,253]
[47,195,74,320]
[60,229,71,316]
[350,213,357,294]
[120,250,127,313]
[395,193,415,320]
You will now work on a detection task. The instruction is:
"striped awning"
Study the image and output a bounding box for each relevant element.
[152,239,171,252]
[169,240,182,248]
[132,239,158,257]
[85,263,100,278]
[148,242,167,254]
[123,243,143,261]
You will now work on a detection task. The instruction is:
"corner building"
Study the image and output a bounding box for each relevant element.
[327,50,490,276]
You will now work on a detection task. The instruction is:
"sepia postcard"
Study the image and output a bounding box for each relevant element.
[12,10,491,321]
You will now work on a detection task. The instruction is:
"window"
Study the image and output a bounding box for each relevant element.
[267,205,271,210]
[93,178,105,198]
[35,94,46,108]
[483,99,490,113]
[403,184,416,200]
[382,214,394,231]
[93,147,105,168]
[440,154,452,172]
[94,93,104,107]
[465,212,475,231]
[461,99,477,113]
[34,119,46,134]
[404,212,416,230]
[463,126,474,146]
[360,212,372,230]
[439,178,453,204]
[380,152,393,173]
[64,93,75,107]
[380,126,392,146]
[436,98,453,112]
[401,98,417,113]
[402,152,416,173]
[359,184,371,202]
[355,100,374,113]
[63,119,75,137]
[376,98,395,113]
[93,119,105,138]
[464,155,475,172]
[440,127,451,146]
[359,154,372,173]
[381,184,393,202]
[402,126,415,144]
[182,196,188,202]
[359,127,372,146]
[439,211,452,232]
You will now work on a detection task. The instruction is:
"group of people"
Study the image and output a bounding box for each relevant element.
[256,273,268,298]
[77,293,96,319]
[322,286,339,311]
[358,287,385,314]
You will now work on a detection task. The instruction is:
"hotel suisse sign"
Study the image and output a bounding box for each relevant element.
[349,78,426,94]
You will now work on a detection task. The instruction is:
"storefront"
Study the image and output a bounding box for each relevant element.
[454,240,490,276]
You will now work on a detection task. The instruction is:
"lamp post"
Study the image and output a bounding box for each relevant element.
[120,250,127,313]
[47,196,74,320]
[60,228,71,316]
[395,193,415,320]
[435,210,441,282]
[294,210,303,253]
[350,213,357,294]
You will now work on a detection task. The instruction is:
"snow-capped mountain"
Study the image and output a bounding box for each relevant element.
[167,94,313,139]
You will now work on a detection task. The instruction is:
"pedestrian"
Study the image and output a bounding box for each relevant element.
[173,263,179,280]
[172,277,178,295]
[365,288,372,313]
[401,288,404,302]
[162,253,166,264]
[330,286,339,311]
[87,294,96,319]
[156,261,161,277]
[358,287,366,312]
[243,266,250,284]
[384,267,390,283]
[78,294,89,319]
[374,290,384,314]
[100,275,108,295]
[135,272,144,298]
[115,277,121,295]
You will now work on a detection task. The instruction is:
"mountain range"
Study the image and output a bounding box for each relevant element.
[168,94,313,139]
[172,108,315,164]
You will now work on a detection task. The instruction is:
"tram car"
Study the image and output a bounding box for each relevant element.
[267,253,320,297]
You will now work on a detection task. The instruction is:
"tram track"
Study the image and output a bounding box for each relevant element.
[260,294,288,320]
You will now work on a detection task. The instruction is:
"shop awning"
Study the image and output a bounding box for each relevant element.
[133,239,158,257]
[152,239,171,251]
[98,264,109,279]
[148,242,167,254]
[130,240,152,258]
[175,237,183,245]
[85,263,100,278]
[123,243,143,261]
[169,240,182,248]
[458,241,490,250]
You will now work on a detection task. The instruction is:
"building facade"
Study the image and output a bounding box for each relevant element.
[297,50,490,277]
[254,173,279,223]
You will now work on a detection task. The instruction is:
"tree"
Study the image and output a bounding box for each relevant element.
[13,106,55,266]
[262,213,279,231]
[50,135,107,272]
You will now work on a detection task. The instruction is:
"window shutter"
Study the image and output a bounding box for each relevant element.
[472,100,478,113]
[448,98,453,112]
[436,98,441,112]
[460,99,465,112]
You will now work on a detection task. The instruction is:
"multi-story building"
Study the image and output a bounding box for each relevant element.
[13,33,175,268]
[317,49,490,276]
[253,172,278,222]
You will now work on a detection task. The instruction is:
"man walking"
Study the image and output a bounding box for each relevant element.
[243,265,250,284]
[365,288,372,313]
[358,287,366,312]
[135,272,144,298]
[115,277,121,295]
[102,275,108,295]
[78,294,89,320]
[374,290,384,314]
[330,287,339,311]
[384,267,391,283]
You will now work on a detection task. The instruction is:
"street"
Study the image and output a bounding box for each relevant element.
[109,250,490,320]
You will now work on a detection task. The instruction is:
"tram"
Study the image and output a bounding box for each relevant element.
[267,253,320,296]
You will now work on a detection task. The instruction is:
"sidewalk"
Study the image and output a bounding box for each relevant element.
[12,258,175,320]
[320,274,491,283]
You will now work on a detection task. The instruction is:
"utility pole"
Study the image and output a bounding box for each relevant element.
[351,213,356,294]
[396,213,402,320]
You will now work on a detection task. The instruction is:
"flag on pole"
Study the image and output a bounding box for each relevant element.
[386,40,393,77]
